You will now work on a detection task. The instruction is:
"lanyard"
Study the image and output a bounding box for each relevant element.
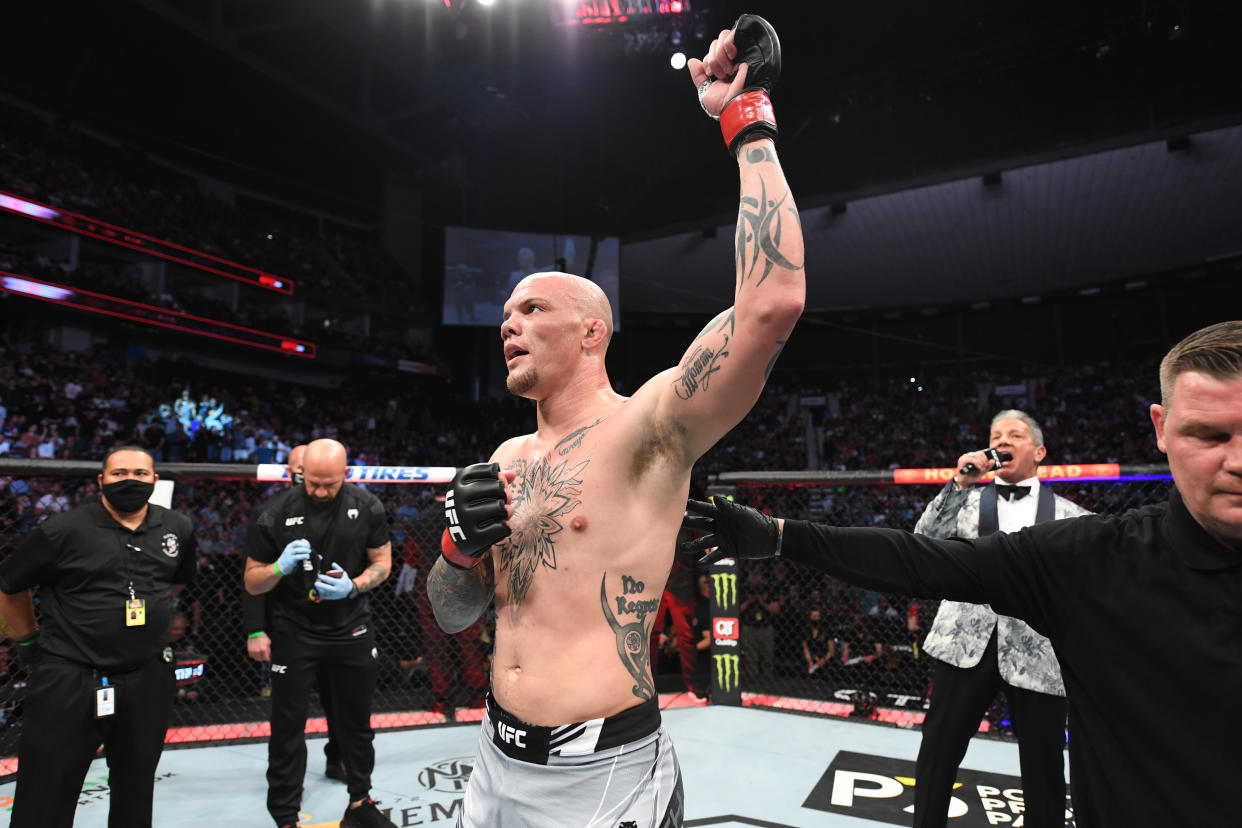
[120,536,142,602]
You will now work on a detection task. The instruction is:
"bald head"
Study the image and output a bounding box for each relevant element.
[303,439,347,503]
[517,271,614,348]
[288,444,307,473]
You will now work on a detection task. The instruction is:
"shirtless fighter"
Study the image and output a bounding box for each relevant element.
[426,15,804,827]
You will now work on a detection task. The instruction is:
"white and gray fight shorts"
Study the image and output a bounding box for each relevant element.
[457,693,684,828]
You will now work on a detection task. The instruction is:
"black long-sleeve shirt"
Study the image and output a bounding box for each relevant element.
[779,487,1241,827]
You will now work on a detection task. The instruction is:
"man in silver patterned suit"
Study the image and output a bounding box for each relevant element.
[912,410,1089,828]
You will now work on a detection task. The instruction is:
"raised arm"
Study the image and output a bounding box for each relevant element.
[663,17,805,462]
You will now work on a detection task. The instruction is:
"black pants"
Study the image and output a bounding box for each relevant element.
[319,670,340,768]
[915,633,1068,828]
[267,632,379,824]
[11,654,173,828]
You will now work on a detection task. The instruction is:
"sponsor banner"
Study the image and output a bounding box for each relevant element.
[713,617,739,640]
[892,463,1119,485]
[256,464,456,484]
[709,558,741,705]
[803,751,1074,827]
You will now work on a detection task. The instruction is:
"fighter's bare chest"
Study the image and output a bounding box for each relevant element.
[494,421,625,601]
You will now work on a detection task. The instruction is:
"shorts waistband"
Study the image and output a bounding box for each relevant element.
[485,692,661,765]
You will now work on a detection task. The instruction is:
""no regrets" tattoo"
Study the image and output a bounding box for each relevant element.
[600,573,656,700]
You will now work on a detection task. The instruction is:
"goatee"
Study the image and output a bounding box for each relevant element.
[507,366,538,396]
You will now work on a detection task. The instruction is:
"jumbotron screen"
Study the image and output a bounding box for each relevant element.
[442,228,621,330]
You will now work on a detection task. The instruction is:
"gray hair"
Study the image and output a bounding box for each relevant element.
[991,409,1044,448]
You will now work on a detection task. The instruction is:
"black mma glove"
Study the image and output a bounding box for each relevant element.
[720,14,782,155]
[680,496,782,566]
[442,462,511,570]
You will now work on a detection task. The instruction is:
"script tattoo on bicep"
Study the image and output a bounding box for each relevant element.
[674,309,734,400]
[600,573,658,700]
[499,456,587,606]
[736,163,803,288]
[554,418,604,457]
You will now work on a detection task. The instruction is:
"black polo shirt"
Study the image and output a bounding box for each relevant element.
[0,499,197,672]
[780,487,1242,827]
[244,483,389,643]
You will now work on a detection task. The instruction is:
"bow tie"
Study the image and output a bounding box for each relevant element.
[996,484,1031,501]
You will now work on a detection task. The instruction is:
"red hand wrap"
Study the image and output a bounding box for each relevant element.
[441,527,482,570]
[720,90,777,154]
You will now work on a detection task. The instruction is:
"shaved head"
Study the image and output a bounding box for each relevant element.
[518,271,614,348]
[502,271,615,399]
[288,444,307,474]
[303,439,348,502]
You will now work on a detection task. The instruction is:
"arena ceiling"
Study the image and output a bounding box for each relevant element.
[4,0,1241,313]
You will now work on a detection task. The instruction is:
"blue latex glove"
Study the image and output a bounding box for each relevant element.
[314,563,355,601]
[275,538,312,576]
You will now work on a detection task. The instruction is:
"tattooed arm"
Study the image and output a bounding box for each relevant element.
[657,136,806,463]
[427,555,496,634]
[351,542,393,594]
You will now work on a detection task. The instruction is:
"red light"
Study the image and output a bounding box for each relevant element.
[671,1,682,12]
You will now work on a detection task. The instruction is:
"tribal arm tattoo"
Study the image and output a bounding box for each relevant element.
[427,555,495,634]
[765,339,787,380]
[735,142,804,290]
[600,573,658,701]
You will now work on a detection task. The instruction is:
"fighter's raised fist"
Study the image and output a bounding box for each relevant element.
[688,14,782,154]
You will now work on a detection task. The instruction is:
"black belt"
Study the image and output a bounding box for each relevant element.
[485,692,661,765]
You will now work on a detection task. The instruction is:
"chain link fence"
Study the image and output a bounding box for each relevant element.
[0,465,480,768]
[0,462,1175,767]
[696,470,1173,733]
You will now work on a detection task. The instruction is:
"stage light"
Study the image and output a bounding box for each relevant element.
[478,0,495,6]
[670,51,686,70]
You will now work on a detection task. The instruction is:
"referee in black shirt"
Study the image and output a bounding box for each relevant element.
[683,320,1242,827]
[243,438,397,828]
[0,445,197,828]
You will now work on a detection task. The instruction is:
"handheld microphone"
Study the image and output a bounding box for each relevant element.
[960,448,1012,476]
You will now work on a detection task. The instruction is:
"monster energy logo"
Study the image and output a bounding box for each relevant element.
[714,653,740,693]
[710,572,737,607]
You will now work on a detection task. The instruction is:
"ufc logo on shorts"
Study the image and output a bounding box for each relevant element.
[271,664,287,674]
[445,489,466,543]
[496,721,526,748]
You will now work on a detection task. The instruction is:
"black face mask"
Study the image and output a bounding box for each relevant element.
[290,472,304,486]
[103,479,155,514]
